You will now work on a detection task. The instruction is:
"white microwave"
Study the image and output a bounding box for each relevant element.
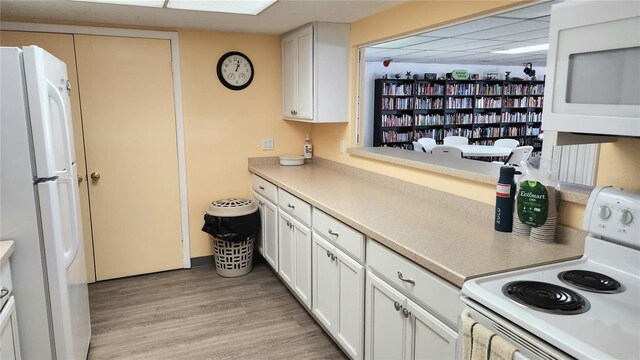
[543,0,640,137]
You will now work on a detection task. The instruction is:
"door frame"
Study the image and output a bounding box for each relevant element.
[1,21,192,268]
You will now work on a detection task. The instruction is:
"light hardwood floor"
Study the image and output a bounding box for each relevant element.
[87,260,347,360]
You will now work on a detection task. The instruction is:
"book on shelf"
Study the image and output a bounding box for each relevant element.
[382,82,413,96]
[382,114,412,127]
[416,82,444,96]
[415,114,444,126]
[445,112,473,125]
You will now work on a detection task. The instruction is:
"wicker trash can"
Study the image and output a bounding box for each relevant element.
[201,198,260,277]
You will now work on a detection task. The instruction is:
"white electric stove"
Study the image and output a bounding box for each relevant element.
[461,187,640,360]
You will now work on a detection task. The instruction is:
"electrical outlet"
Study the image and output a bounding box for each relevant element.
[261,137,274,151]
[339,139,345,154]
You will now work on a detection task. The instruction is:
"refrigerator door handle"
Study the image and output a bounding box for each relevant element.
[46,80,73,176]
[60,176,79,269]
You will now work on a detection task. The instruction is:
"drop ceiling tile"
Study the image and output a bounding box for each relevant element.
[492,28,549,42]
[366,48,425,59]
[457,20,550,40]
[405,38,477,50]
[363,47,392,55]
[494,2,553,19]
[438,39,511,51]
[422,17,522,38]
[370,36,442,49]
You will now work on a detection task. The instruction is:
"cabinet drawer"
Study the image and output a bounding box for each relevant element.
[279,189,311,227]
[313,209,364,262]
[252,175,277,203]
[367,239,459,326]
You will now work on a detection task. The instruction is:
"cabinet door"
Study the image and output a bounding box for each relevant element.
[405,299,457,360]
[366,271,406,360]
[262,199,279,271]
[312,234,337,330]
[292,218,312,309]
[0,296,21,360]
[252,192,265,255]
[278,211,294,287]
[335,248,365,360]
[281,33,297,119]
[295,25,314,120]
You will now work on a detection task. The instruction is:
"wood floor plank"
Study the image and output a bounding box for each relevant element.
[87,261,347,360]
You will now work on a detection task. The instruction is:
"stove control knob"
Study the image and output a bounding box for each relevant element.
[599,205,612,220]
[620,210,633,225]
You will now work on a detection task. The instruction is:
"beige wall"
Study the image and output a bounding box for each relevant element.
[178,29,312,257]
[312,0,640,230]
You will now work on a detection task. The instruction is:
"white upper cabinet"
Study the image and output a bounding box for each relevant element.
[281,22,350,123]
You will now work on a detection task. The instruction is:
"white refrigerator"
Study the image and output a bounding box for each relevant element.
[1,46,91,359]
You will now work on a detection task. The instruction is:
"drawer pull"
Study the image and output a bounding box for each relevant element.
[287,203,295,210]
[286,220,291,227]
[327,250,331,258]
[403,308,412,318]
[0,288,8,299]
[330,253,336,261]
[259,186,265,190]
[327,229,339,237]
[397,271,415,285]
[394,301,402,311]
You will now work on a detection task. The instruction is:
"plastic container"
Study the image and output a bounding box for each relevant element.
[201,198,260,277]
[279,155,305,166]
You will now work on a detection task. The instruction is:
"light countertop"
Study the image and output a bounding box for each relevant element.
[249,159,585,288]
[0,240,15,266]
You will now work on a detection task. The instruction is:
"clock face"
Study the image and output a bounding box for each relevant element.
[216,51,254,90]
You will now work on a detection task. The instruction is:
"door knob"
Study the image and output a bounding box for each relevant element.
[91,172,101,181]
[77,175,84,184]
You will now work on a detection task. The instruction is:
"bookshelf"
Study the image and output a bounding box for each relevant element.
[373,78,544,151]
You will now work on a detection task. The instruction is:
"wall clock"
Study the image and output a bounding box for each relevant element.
[216,51,254,90]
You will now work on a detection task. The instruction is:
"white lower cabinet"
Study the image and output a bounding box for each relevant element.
[365,271,457,360]
[253,192,278,271]
[0,296,21,360]
[278,211,312,308]
[312,234,364,359]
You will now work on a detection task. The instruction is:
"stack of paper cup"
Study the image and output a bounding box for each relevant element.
[530,185,558,243]
[512,205,531,238]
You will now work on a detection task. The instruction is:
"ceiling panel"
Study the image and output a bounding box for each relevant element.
[438,39,510,52]
[457,20,550,40]
[364,1,555,66]
[492,28,550,42]
[494,2,553,19]
[370,36,442,49]
[405,38,477,50]
[421,17,522,37]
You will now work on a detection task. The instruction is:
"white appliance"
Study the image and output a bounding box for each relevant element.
[543,0,640,138]
[0,46,91,359]
[461,186,640,359]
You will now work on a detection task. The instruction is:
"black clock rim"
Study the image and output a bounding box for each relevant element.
[216,51,254,91]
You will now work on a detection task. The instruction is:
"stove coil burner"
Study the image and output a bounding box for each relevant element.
[558,270,625,293]
[502,281,590,315]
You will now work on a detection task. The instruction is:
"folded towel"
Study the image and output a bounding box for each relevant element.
[463,316,517,360]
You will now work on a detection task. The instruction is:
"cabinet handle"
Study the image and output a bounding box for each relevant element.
[286,220,291,227]
[0,288,8,299]
[258,201,264,206]
[397,271,415,285]
[290,110,294,115]
[330,253,336,261]
[403,308,412,318]
[327,229,339,238]
[394,301,402,311]
[259,186,265,190]
[327,250,331,258]
[287,203,295,210]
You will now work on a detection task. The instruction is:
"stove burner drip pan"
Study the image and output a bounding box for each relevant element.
[502,281,590,315]
[558,270,625,293]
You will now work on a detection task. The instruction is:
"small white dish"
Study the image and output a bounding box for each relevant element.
[279,155,305,166]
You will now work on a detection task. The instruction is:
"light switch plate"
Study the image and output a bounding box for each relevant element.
[261,137,274,151]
